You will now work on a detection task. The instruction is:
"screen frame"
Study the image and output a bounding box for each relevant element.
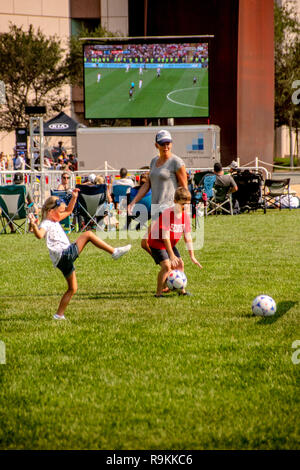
[82,35,213,121]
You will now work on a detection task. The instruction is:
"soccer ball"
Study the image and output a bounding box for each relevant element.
[167,270,187,291]
[251,295,276,317]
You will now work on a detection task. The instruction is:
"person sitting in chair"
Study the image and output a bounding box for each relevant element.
[7,173,38,233]
[112,168,134,188]
[57,172,71,191]
[213,162,238,194]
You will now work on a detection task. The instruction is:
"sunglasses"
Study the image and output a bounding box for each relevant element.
[62,176,70,179]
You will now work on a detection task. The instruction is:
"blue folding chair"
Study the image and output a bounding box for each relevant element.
[112,184,132,209]
[127,187,152,230]
[50,189,73,233]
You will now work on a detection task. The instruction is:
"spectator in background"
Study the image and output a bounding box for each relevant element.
[14,172,35,207]
[55,156,64,171]
[68,154,78,172]
[57,172,71,191]
[13,152,25,170]
[112,168,134,188]
[94,175,104,184]
[213,162,238,193]
[95,174,113,204]
[0,152,6,170]
[82,173,97,185]
[6,155,13,170]
[52,141,66,162]
[44,155,52,168]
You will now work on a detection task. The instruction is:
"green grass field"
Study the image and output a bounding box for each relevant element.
[0,211,299,450]
[84,67,209,119]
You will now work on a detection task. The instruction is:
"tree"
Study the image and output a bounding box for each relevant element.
[274,1,300,163]
[0,23,70,132]
[66,25,116,87]
[65,25,129,127]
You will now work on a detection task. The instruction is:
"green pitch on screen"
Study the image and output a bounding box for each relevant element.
[84,67,209,119]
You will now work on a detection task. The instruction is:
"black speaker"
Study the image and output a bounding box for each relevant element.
[25,106,46,115]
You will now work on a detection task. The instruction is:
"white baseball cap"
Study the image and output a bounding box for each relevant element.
[155,129,172,145]
[88,173,96,183]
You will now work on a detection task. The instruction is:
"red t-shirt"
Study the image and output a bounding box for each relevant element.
[148,206,191,250]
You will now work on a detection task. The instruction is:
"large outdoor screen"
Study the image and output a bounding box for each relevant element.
[83,37,210,120]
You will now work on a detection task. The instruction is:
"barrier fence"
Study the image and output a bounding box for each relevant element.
[0,165,270,208]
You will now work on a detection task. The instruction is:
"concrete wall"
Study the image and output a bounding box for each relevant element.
[101,0,128,35]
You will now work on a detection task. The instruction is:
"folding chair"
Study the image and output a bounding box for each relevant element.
[127,187,152,230]
[75,184,108,232]
[207,184,233,216]
[263,178,291,212]
[50,189,73,233]
[112,184,132,209]
[192,174,216,217]
[0,184,28,234]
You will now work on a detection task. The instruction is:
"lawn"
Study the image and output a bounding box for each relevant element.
[84,67,209,119]
[0,210,299,450]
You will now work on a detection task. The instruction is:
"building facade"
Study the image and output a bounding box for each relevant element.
[0,0,276,167]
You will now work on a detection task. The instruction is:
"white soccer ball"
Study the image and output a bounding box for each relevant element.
[251,295,277,317]
[167,270,187,291]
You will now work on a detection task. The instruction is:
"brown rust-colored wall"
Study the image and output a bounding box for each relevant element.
[237,0,274,167]
[70,0,100,18]
[128,0,274,167]
[129,0,239,165]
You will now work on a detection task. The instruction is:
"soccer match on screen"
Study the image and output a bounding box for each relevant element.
[84,41,209,119]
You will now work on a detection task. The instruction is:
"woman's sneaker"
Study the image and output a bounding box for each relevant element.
[112,244,131,260]
[53,314,66,320]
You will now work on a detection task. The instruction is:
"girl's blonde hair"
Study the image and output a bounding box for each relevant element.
[41,196,59,220]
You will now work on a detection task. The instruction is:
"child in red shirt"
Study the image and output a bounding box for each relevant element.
[148,187,202,297]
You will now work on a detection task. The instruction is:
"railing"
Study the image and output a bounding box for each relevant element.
[0,164,269,207]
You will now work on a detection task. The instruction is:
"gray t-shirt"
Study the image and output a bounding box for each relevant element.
[149,154,184,213]
[215,174,236,189]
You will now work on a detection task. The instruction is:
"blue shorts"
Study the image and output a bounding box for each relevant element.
[56,243,79,278]
[150,246,181,265]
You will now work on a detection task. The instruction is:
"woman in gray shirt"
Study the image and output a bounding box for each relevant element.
[128,129,188,255]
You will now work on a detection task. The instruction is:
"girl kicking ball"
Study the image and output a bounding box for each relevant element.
[28,188,131,320]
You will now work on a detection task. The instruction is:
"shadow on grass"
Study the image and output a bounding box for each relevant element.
[77,291,180,300]
[243,300,298,324]
[0,291,182,301]
[256,300,298,325]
